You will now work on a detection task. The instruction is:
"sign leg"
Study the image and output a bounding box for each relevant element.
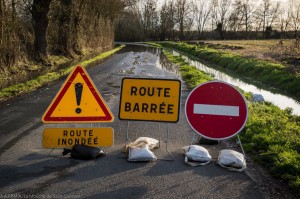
[48,148,55,156]
[125,121,130,146]
[158,123,161,148]
[190,132,197,145]
[160,124,174,161]
[237,135,246,157]
[135,128,138,140]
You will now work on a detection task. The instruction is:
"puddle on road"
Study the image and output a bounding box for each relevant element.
[106,82,120,88]
[114,67,135,75]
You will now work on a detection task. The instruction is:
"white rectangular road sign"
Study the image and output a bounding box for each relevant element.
[193,104,240,117]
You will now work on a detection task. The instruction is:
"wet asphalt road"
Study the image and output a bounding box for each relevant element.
[0,44,292,199]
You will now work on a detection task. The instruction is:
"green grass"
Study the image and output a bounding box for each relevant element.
[244,102,300,192]
[0,45,125,101]
[159,43,300,195]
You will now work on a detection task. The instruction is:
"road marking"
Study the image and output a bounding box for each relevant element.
[193,104,239,116]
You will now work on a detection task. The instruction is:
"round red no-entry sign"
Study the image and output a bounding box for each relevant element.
[185,81,248,140]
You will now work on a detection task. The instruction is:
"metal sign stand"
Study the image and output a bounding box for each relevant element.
[125,121,130,146]
[190,132,198,145]
[158,123,161,148]
[159,124,175,161]
[123,121,175,162]
[48,124,58,156]
[48,148,55,156]
[237,135,246,157]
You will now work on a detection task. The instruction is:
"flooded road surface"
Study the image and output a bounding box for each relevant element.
[0,44,296,199]
[172,51,300,116]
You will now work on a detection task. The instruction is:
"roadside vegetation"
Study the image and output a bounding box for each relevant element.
[0,45,125,102]
[159,43,300,195]
[0,0,129,92]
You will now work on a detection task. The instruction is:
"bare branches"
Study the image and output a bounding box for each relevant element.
[290,0,300,37]
[195,0,211,39]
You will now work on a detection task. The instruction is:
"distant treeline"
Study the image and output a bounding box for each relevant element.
[116,29,298,42]
[115,0,300,42]
[188,30,298,41]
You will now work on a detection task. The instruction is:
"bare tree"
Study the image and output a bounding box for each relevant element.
[31,0,52,61]
[255,0,270,34]
[240,0,254,39]
[55,0,72,56]
[0,0,2,45]
[195,0,212,39]
[175,0,194,40]
[115,0,145,41]
[278,3,291,38]
[228,0,242,35]
[211,0,232,39]
[70,0,86,54]
[290,0,300,38]
[255,0,281,38]
[141,0,158,40]
[159,0,176,41]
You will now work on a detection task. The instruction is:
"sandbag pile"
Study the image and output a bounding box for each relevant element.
[183,145,246,171]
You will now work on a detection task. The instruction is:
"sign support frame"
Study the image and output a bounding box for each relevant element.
[120,77,181,162]
[123,121,175,162]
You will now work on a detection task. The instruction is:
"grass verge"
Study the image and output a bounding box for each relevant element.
[0,45,125,102]
[159,43,300,195]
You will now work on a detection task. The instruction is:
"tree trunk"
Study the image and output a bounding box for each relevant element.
[31,0,52,60]
[245,16,248,40]
[71,0,85,54]
[57,0,72,55]
[0,0,3,45]
[11,0,15,33]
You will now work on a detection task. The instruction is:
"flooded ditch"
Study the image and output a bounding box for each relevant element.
[170,50,300,116]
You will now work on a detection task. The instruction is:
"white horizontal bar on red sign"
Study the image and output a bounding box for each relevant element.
[193,104,239,117]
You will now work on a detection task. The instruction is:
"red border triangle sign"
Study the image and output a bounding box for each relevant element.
[42,65,114,123]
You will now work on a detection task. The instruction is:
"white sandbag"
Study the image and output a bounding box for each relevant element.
[127,137,159,150]
[128,144,157,162]
[133,137,159,149]
[217,149,246,172]
[183,145,212,166]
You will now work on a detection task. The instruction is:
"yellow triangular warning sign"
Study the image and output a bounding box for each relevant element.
[42,65,114,123]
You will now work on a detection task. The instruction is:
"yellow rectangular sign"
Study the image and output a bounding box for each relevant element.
[119,78,181,122]
[42,128,114,148]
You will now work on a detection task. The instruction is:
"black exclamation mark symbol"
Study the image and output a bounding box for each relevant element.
[75,83,83,114]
